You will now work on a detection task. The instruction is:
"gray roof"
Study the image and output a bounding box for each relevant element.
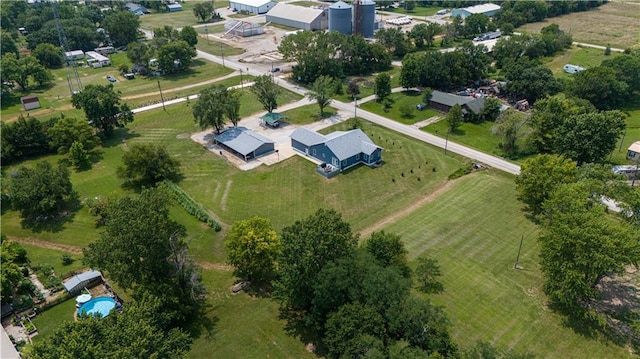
[267,3,325,23]
[325,129,381,161]
[215,127,274,156]
[430,90,485,114]
[290,127,327,146]
[63,270,102,292]
[329,1,352,9]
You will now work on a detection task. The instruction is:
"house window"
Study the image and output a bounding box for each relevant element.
[312,149,316,156]
[355,153,360,160]
[332,158,339,166]
[363,154,369,161]
[342,160,347,167]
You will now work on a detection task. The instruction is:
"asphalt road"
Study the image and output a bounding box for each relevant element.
[196,49,522,175]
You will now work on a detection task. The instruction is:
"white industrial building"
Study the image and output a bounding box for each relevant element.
[229,0,276,15]
[65,50,85,61]
[451,3,501,19]
[266,3,327,31]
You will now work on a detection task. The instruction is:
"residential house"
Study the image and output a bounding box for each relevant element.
[125,3,149,15]
[428,90,486,118]
[290,128,382,177]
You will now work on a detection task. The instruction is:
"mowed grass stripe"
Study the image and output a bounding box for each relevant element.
[379,172,631,358]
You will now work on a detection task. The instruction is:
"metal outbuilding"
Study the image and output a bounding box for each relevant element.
[266,3,328,31]
[451,3,501,19]
[63,270,103,295]
[215,127,275,161]
[229,0,276,14]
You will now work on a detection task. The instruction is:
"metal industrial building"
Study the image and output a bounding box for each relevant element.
[266,3,327,31]
[229,0,276,15]
[451,3,501,19]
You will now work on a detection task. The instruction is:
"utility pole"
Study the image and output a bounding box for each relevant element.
[220,44,225,67]
[239,69,243,88]
[354,96,357,118]
[157,80,166,112]
[204,25,209,45]
[444,129,450,155]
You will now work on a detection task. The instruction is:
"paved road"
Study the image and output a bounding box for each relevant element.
[195,50,523,175]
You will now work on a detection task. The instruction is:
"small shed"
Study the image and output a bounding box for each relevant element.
[166,3,183,12]
[215,126,275,161]
[627,141,640,161]
[63,270,103,295]
[260,112,286,127]
[20,95,41,110]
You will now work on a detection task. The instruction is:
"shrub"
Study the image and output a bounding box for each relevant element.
[61,254,74,265]
[162,180,221,231]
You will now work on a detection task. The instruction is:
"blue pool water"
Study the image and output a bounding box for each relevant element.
[77,297,116,318]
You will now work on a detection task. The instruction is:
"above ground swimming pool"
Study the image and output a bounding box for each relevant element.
[77,297,116,318]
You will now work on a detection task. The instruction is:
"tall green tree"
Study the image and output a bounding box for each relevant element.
[414,256,444,294]
[275,209,358,311]
[251,75,280,113]
[225,217,280,282]
[68,141,90,170]
[32,43,63,69]
[26,296,192,359]
[1,30,19,58]
[515,154,577,216]
[180,26,198,48]
[553,110,626,165]
[7,161,75,220]
[324,303,386,359]
[157,40,196,74]
[306,75,335,117]
[1,53,52,90]
[224,89,241,127]
[192,2,214,22]
[374,72,392,102]
[193,84,230,133]
[464,13,490,36]
[48,117,99,154]
[571,66,630,110]
[491,109,529,157]
[84,188,205,325]
[126,42,151,67]
[446,104,463,133]
[117,143,181,187]
[71,84,134,136]
[539,182,640,310]
[103,11,140,47]
[601,54,640,94]
[504,65,561,104]
[1,116,54,164]
[364,231,410,277]
[1,239,28,303]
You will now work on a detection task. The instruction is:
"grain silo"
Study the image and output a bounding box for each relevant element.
[355,0,375,38]
[328,1,352,35]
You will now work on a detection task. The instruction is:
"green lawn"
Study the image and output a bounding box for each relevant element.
[281,104,336,125]
[611,97,640,165]
[544,46,622,79]
[20,244,86,280]
[382,171,633,358]
[31,298,76,342]
[380,5,441,17]
[422,119,507,158]
[138,1,221,30]
[360,91,439,125]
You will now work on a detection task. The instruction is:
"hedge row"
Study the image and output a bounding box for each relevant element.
[163,180,222,231]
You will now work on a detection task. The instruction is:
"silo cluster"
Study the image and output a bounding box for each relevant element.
[328,0,376,38]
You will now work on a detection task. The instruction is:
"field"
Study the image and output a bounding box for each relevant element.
[543,46,622,78]
[384,171,633,358]
[360,90,439,125]
[138,1,231,30]
[517,2,640,49]
[381,5,441,17]
[423,120,507,158]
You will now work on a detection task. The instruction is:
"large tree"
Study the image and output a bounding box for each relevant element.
[157,40,196,74]
[1,53,52,90]
[364,231,410,277]
[251,74,280,113]
[7,161,75,220]
[324,303,386,359]
[126,42,151,67]
[192,2,214,23]
[103,10,140,47]
[374,72,392,102]
[48,117,99,154]
[446,104,463,133]
[32,43,64,69]
[1,239,28,303]
[571,66,630,110]
[491,109,530,157]
[601,54,640,94]
[553,110,626,165]
[504,65,561,104]
[414,256,444,294]
[26,296,192,359]
[71,84,134,136]
[225,217,281,282]
[515,154,577,216]
[192,84,231,133]
[180,26,198,48]
[1,116,54,164]
[275,209,358,311]
[306,75,336,117]
[539,182,640,310]
[83,188,205,325]
[117,143,181,187]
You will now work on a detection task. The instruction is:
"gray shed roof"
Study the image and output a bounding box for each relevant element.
[430,91,485,114]
[325,129,381,161]
[290,127,327,146]
[215,127,274,156]
[267,3,325,23]
[63,270,102,292]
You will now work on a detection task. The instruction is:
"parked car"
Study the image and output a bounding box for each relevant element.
[270,67,280,73]
[106,75,117,83]
[123,73,135,80]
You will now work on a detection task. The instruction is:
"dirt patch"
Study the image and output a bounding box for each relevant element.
[8,236,83,255]
[359,173,476,238]
[200,262,233,271]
